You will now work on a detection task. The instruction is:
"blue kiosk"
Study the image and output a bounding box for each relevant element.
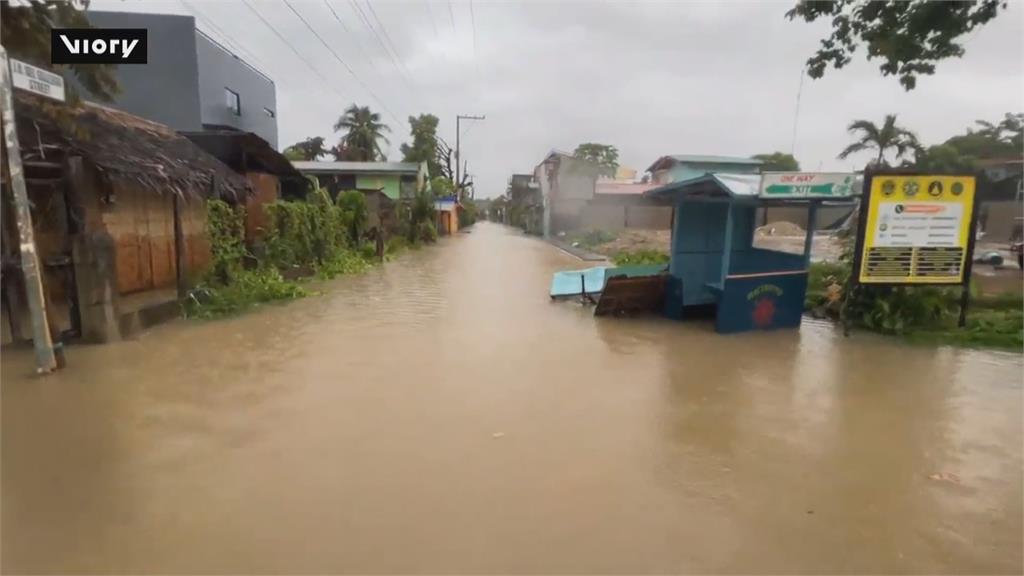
[644,172,857,333]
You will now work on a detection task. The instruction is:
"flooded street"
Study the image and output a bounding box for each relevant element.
[3,222,1022,574]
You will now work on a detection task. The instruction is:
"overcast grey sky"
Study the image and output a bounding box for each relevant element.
[93,0,1024,198]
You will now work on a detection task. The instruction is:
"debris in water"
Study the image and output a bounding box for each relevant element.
[928,472,961,484]
[492,432,506,439]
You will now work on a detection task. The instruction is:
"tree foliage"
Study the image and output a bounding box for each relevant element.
[787,0,1005,90]
[283,136,329,161]
[334,104,389,161]
[0,0,120,102]
[400,113,441,177]
[752,152,801,171]
[838,114,920,167]
[573,143,620,172]
[913,112,1022,171]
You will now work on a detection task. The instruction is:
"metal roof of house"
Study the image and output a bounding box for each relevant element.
[292,161,421,174]
[647,154,762,173]
[645,173,763,200]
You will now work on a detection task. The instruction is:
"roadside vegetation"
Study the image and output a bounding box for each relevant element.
[186,183,440,319]
[805,252,1022,351]
[612,249,669,266]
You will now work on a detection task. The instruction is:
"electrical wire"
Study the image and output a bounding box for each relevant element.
[283,0,402,124]
[240,0,352,103]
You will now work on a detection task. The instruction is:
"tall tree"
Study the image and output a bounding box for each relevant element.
[333,104,389,161]
[400,114,441,177]
[838,114,920,167]
[283,136,329,161]
[0,0,120,102]
[573,143,619,172]
[787,0,1005,90]
[945,113,1023,158]
[752,152,800,171]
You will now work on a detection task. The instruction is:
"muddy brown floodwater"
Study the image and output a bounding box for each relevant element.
[3,222,1022,574]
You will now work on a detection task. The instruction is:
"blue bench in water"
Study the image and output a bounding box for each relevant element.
[550,264,668,299]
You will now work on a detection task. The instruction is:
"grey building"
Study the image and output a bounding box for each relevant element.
[79,11,278,147]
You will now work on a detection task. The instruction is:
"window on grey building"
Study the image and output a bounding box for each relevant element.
[225,88,241,116]
[263,107,275,118]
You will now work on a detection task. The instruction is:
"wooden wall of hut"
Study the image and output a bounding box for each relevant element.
[244,172,280,243]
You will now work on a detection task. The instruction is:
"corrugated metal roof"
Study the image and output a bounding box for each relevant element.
[668,155,762,165]
[647,154,763,173]
[644,173,762,200]
[292,161,421,174]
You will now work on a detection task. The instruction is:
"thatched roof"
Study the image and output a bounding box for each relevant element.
[14,92,250,200]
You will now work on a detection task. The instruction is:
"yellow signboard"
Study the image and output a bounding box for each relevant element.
[858,175,976,284]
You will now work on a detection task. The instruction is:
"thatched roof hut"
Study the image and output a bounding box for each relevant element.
[13,92,250,200]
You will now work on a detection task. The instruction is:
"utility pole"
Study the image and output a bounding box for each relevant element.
[455,114,484,197]
[0,47,56,373]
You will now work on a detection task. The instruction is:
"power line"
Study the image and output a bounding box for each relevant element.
[365,1,411,78]
[179,0,272,76]
[347,0,415,92]
[283,0,402,124]
[424,0,439,39]
[240,0,352,103]
[469,0,477,58]
[447,0,456,33]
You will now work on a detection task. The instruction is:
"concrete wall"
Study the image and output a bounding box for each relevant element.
[81,11,202,131]
[759,205,854,231]
[979,199,1024,240]
[195,32,278,147]
[578,202,672,230]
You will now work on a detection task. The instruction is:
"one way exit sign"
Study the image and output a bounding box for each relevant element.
[759,172,856,198]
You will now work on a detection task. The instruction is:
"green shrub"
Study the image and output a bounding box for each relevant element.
[316,249,372,279]
[416,220,438,244]
[612,249,669,266]
[336,190,368,245]
[185,267,306,318]
[206,199,246,283]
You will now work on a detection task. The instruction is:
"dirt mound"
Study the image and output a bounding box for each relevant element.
[756,221,805,237]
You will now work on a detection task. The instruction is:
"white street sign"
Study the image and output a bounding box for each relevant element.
[760,172,857,198]
[10,58,65,102]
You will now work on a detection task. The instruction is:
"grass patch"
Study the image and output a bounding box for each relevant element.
[806,261,1022,351]
[612,249,669,266]
[568,229,617,249]
[185,268,307,319]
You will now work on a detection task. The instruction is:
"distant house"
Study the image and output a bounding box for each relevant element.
[507,174,543,235]
[292,161,428,200]
[647,155,763,184]
[434,195,462,235]
[533,151,607,236]
[2,93,249,346]
[78,11,278,147]
[976,158,1023,240]
[292,161,429,233]
[182,130,307,242]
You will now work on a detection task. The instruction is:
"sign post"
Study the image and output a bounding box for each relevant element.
[1,47,58,373]
[851,171,979,327]
[759,172,858,199]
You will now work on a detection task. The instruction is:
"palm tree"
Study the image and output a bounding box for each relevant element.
[838,114,920,167]
[334,104,389,161]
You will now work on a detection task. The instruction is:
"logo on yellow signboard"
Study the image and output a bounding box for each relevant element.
[857,175,975,284]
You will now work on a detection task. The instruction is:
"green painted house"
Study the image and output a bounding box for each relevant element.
[293,161,429,200]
